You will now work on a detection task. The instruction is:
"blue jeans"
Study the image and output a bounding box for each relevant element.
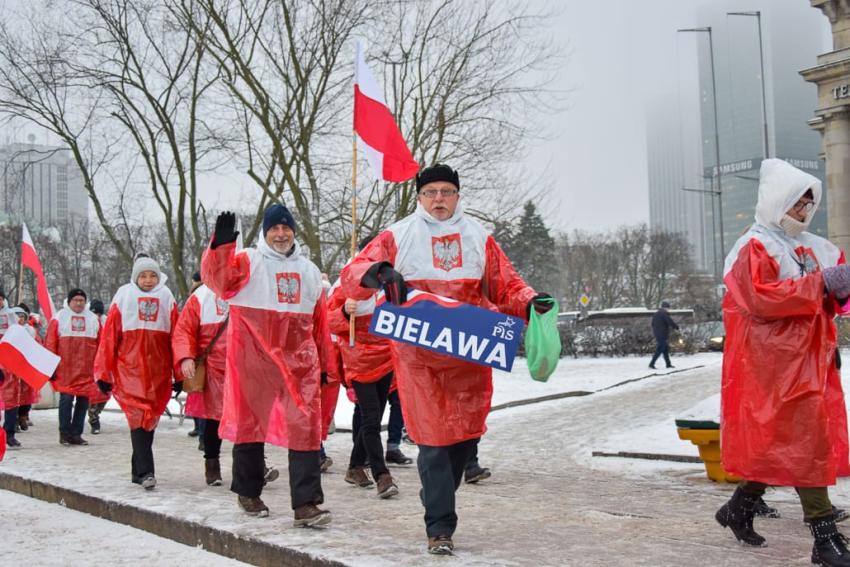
[3,407,18,438]
[387,389,404,450]
[59,393,90,436]
[650,339,672,368]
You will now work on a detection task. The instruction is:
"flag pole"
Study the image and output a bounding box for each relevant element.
[349,130,357,347]
[17,226,25,304]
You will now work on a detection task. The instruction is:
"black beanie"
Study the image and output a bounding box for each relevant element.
[192,271,201,283]
[90,299,105,315]
[415,163,460,192]
[68,288,87,303]
[263,204,297,235]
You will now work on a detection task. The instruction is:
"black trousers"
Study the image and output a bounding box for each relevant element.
[130,428,155,481]
[417,438,480,538]
[349,373,392,479]
[203,419,222,460]
[650,339,671,367]
[231,442,323,509]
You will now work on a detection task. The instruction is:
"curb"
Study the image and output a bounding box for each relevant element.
[0,472,348,567]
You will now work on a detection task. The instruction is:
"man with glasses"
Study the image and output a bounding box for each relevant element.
[340,163,552,555]
[716,159,850,565]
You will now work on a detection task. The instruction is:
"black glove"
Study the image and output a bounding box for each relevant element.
[0,369,4,384]
[362,262,407,305]
[172,380,184,394]
[49,372,57,382]
[96,380,113,394]
[211,211,239,249]
[527,293,554,318]
[320,372,328,386]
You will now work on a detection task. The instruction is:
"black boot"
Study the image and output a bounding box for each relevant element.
[715,486,767,546]
[810,515,850,566]
[754,496,781,519]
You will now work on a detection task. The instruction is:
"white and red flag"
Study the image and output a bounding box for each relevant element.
[0,324,59,391]
[353,44,419,182]
[21,223,54,321]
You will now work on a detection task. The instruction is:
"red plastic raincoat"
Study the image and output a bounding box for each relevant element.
[201,238,331,451]
[46,306,102,398]
[93,279,177,431]
[171,285,228,421]
[721,159,850,487]
[341,204,536,447]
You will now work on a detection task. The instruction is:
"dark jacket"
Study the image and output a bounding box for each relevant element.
[651,309,678,342]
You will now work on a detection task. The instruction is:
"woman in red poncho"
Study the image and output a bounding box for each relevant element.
[172,281,228,487]
[94,254,177,490]
[46,288,101,446]
[716,159,850,565]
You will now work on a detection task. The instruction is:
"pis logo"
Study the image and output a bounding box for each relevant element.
[491,316,517,341]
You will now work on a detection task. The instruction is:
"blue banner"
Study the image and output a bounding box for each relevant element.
[369,291,525,372]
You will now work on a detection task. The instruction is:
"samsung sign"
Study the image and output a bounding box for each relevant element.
[704,156,821,178]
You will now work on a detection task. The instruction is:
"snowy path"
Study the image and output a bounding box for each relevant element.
[0,353,835,565]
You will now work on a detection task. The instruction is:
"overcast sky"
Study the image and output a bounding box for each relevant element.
[531,0,829,234]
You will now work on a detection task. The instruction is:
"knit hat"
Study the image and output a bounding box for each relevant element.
[416,163,460,192]
[192,271,201,283]
[661,301,671,309]
[263,204,297,235]
[67,288,87,303]
[131,253,162,285]
[90,299,105,315]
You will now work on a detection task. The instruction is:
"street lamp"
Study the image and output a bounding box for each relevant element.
[682,186,722,282]
[679,26,726,284]
[728,11,771,159]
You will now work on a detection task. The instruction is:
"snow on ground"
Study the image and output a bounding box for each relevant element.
[0,489,249,566]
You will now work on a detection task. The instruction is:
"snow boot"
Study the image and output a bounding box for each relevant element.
[754,497,781,519]
[59,432,71,446]
[345,467,373,487]
[6,436,21,448]
[320,455,333,473]
[17,414,28,431]
[427,535,454,556]
[263,465,279,485]
[464,464,491,484]
[293,504,331,527]
[141,474,157,491]
[238,495,269,517]
[385,448,413,465]
[90,420,101,434]
[205,458,222,486]
[376,473,399,499]
[810,515,850,566]
[69,435,89,446]
[715,486,767,547]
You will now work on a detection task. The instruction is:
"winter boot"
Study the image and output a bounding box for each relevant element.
[69,435,89,446]
[320,455,333,473]
[17,414,28,431]
[427,535,454,556]
[237,495,269,517]
[376,473,399,499]
[141,474,157,491]
[385,448,413,465]
[464,464,491,484]
[263,465,279,485]
[59,432,71,446]
[344,467,373,487]
[715,486,767,547]
[293,504,331,528]
[754,496,781,519]
[90,419,101,434]
[810,515,850,566]
[205,458,222,486]
[6,436,21,448]
[835,507,850,524]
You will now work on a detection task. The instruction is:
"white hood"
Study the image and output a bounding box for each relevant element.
[754,158,822,232]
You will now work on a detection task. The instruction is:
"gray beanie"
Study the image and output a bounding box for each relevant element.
[131,253,162,286]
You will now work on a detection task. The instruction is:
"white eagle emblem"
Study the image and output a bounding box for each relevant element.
[432,234,463,272]
[215,298,229,316]
[276,272,302,304]
[137,297,160,322]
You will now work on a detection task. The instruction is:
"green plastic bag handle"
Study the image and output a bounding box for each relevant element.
[525,298,561,382]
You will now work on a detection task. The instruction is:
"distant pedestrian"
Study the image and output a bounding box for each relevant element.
[648,301,678,370]
[86,299,110,434]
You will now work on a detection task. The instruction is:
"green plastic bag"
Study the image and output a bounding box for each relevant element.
[525,298,561,382]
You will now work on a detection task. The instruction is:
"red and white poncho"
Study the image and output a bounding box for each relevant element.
[45,305,102,399]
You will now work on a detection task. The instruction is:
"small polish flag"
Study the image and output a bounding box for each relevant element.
[21,223,55,321]
[354,44,419,183]
[0,324,59,391]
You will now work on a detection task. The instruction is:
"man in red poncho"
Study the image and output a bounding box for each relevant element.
[717,159,850,565]
[94,254,178,490]
[340,164,551,555]
[202,205,332,527]
[46,288,102,446]
[171,278,229,487]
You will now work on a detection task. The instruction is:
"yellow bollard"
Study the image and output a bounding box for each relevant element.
[677,428,740,483]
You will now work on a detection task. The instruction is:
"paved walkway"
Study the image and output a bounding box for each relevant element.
[0,364,828,566]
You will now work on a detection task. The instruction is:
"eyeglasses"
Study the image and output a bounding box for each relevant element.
[793,200,815,213]
[419,188,458,198]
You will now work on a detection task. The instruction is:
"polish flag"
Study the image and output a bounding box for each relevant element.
[21,223,54,321]
[0,324,59,391]
[354,44,419,183]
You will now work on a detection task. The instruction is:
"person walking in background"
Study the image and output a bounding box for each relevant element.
[649,301,678,370]
[86,299,109,434]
